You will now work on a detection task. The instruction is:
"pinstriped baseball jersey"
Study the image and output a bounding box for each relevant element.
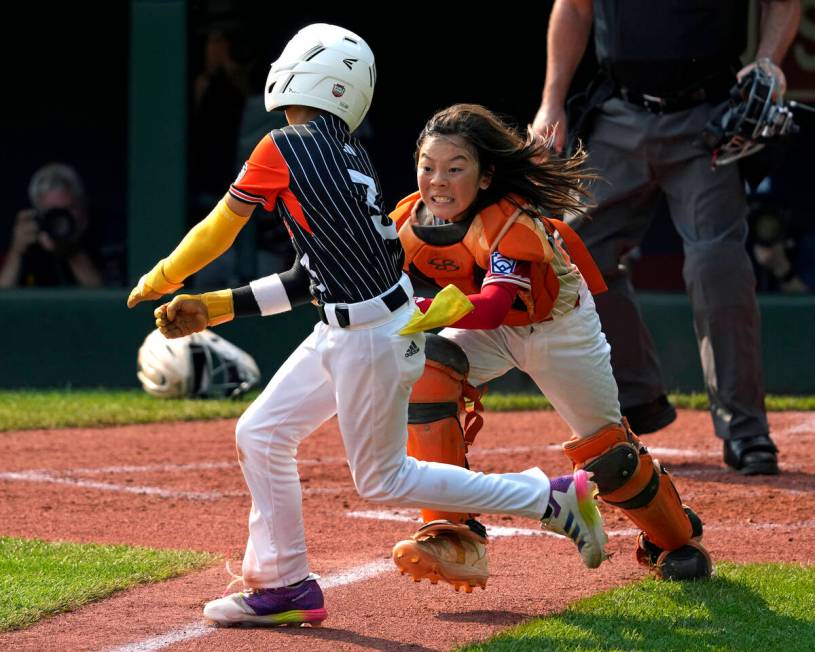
[229,113,403,304]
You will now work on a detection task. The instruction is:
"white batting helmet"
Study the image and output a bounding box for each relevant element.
[137,329,261,399]
[264,23,376,132]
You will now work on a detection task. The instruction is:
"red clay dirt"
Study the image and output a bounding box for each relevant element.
[1,410,813,651]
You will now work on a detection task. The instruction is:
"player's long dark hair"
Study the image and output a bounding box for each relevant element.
[415,103,595,218]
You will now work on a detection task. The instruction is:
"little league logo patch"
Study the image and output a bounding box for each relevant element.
[332,83,346,97]
[490,252,516,275]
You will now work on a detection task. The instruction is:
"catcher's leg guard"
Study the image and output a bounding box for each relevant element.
[562,421,693,552]
[636,506,712,580]
[407,334,483,524]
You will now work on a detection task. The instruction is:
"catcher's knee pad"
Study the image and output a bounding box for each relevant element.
[407,334,483,524]
[562,421,693,551]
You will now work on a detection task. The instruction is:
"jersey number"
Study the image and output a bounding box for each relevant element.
[347,169,398,241]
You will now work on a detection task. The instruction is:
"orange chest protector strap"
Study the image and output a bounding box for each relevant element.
[545,218,607,295]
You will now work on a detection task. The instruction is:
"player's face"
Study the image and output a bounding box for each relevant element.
[417,135,491,222]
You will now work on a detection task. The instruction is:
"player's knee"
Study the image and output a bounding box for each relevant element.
[234,411,257,455]
[354,476,395,503]
[354,460,411,503]
[235,411,279,460]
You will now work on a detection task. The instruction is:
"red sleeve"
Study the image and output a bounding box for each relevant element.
[414,282,518,330]
[229,135,289,211]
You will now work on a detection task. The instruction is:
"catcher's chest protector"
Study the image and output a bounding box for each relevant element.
[406,334,483,524]
[393,192,606,326]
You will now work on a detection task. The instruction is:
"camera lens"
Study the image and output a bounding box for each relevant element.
[38,207,77,243]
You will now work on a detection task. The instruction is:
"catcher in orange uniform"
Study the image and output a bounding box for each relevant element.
[389,103,711,590]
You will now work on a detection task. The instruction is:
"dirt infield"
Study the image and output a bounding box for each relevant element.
[1,410,813,651]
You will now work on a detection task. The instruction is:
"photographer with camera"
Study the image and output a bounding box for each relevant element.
[0,163,103,288]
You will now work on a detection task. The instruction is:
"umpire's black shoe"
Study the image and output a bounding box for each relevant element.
[622,395,677,435]
[723,435,779,475]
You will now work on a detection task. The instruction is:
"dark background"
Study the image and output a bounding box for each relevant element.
[1,2,574,276]
[2,1,813,291]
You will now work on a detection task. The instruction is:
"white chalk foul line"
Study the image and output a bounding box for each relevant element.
[0,441,801,503]
[0,471,345,501]
[774,415,815,438]
[346,508,815,538]
[67,461,239,475]
[105,623,211,652]
[66,457,347,475]
[105,559,393,652]
[345,509,640,539]
[0,471,235,501]
[57,444,716,477]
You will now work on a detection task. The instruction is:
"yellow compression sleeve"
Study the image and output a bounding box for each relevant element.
[161,198,250,284]
[399,285,475,335]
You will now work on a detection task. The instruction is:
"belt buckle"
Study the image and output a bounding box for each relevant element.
[316,303,350,328]
[334,306,350,328]
[641,93,667,114]
[316,303,328,324]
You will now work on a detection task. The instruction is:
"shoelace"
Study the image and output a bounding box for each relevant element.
[223,561,246,597]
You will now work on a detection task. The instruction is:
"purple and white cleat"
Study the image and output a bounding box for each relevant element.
[203,574,327,627]
[541,469,608,569]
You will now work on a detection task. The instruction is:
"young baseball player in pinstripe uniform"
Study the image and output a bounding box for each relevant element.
[130,25,608,627]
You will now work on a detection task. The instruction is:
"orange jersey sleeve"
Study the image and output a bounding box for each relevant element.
[229,136,290,211]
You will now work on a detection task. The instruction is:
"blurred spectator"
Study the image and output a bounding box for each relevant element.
[0,163,103,288]
[747,183,810,294]
[190,28,249,215]
[191,53,294,289]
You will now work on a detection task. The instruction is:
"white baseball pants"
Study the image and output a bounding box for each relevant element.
[441,283,622,437]
[235,276,552,588]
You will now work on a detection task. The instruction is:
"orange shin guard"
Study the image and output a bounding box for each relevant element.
[407,334,483,524]
[562,421,692,551]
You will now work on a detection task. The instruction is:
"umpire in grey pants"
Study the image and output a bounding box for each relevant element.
[533,0,801,474]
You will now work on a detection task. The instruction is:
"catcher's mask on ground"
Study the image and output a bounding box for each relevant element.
[137,329,261,399]
[701,60,800,167]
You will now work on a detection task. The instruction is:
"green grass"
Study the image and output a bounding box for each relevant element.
[0,389,813,431]
[0,536,216,632]
[0,389,259,431]
[461,563,815,651]
[482,392,815,412]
